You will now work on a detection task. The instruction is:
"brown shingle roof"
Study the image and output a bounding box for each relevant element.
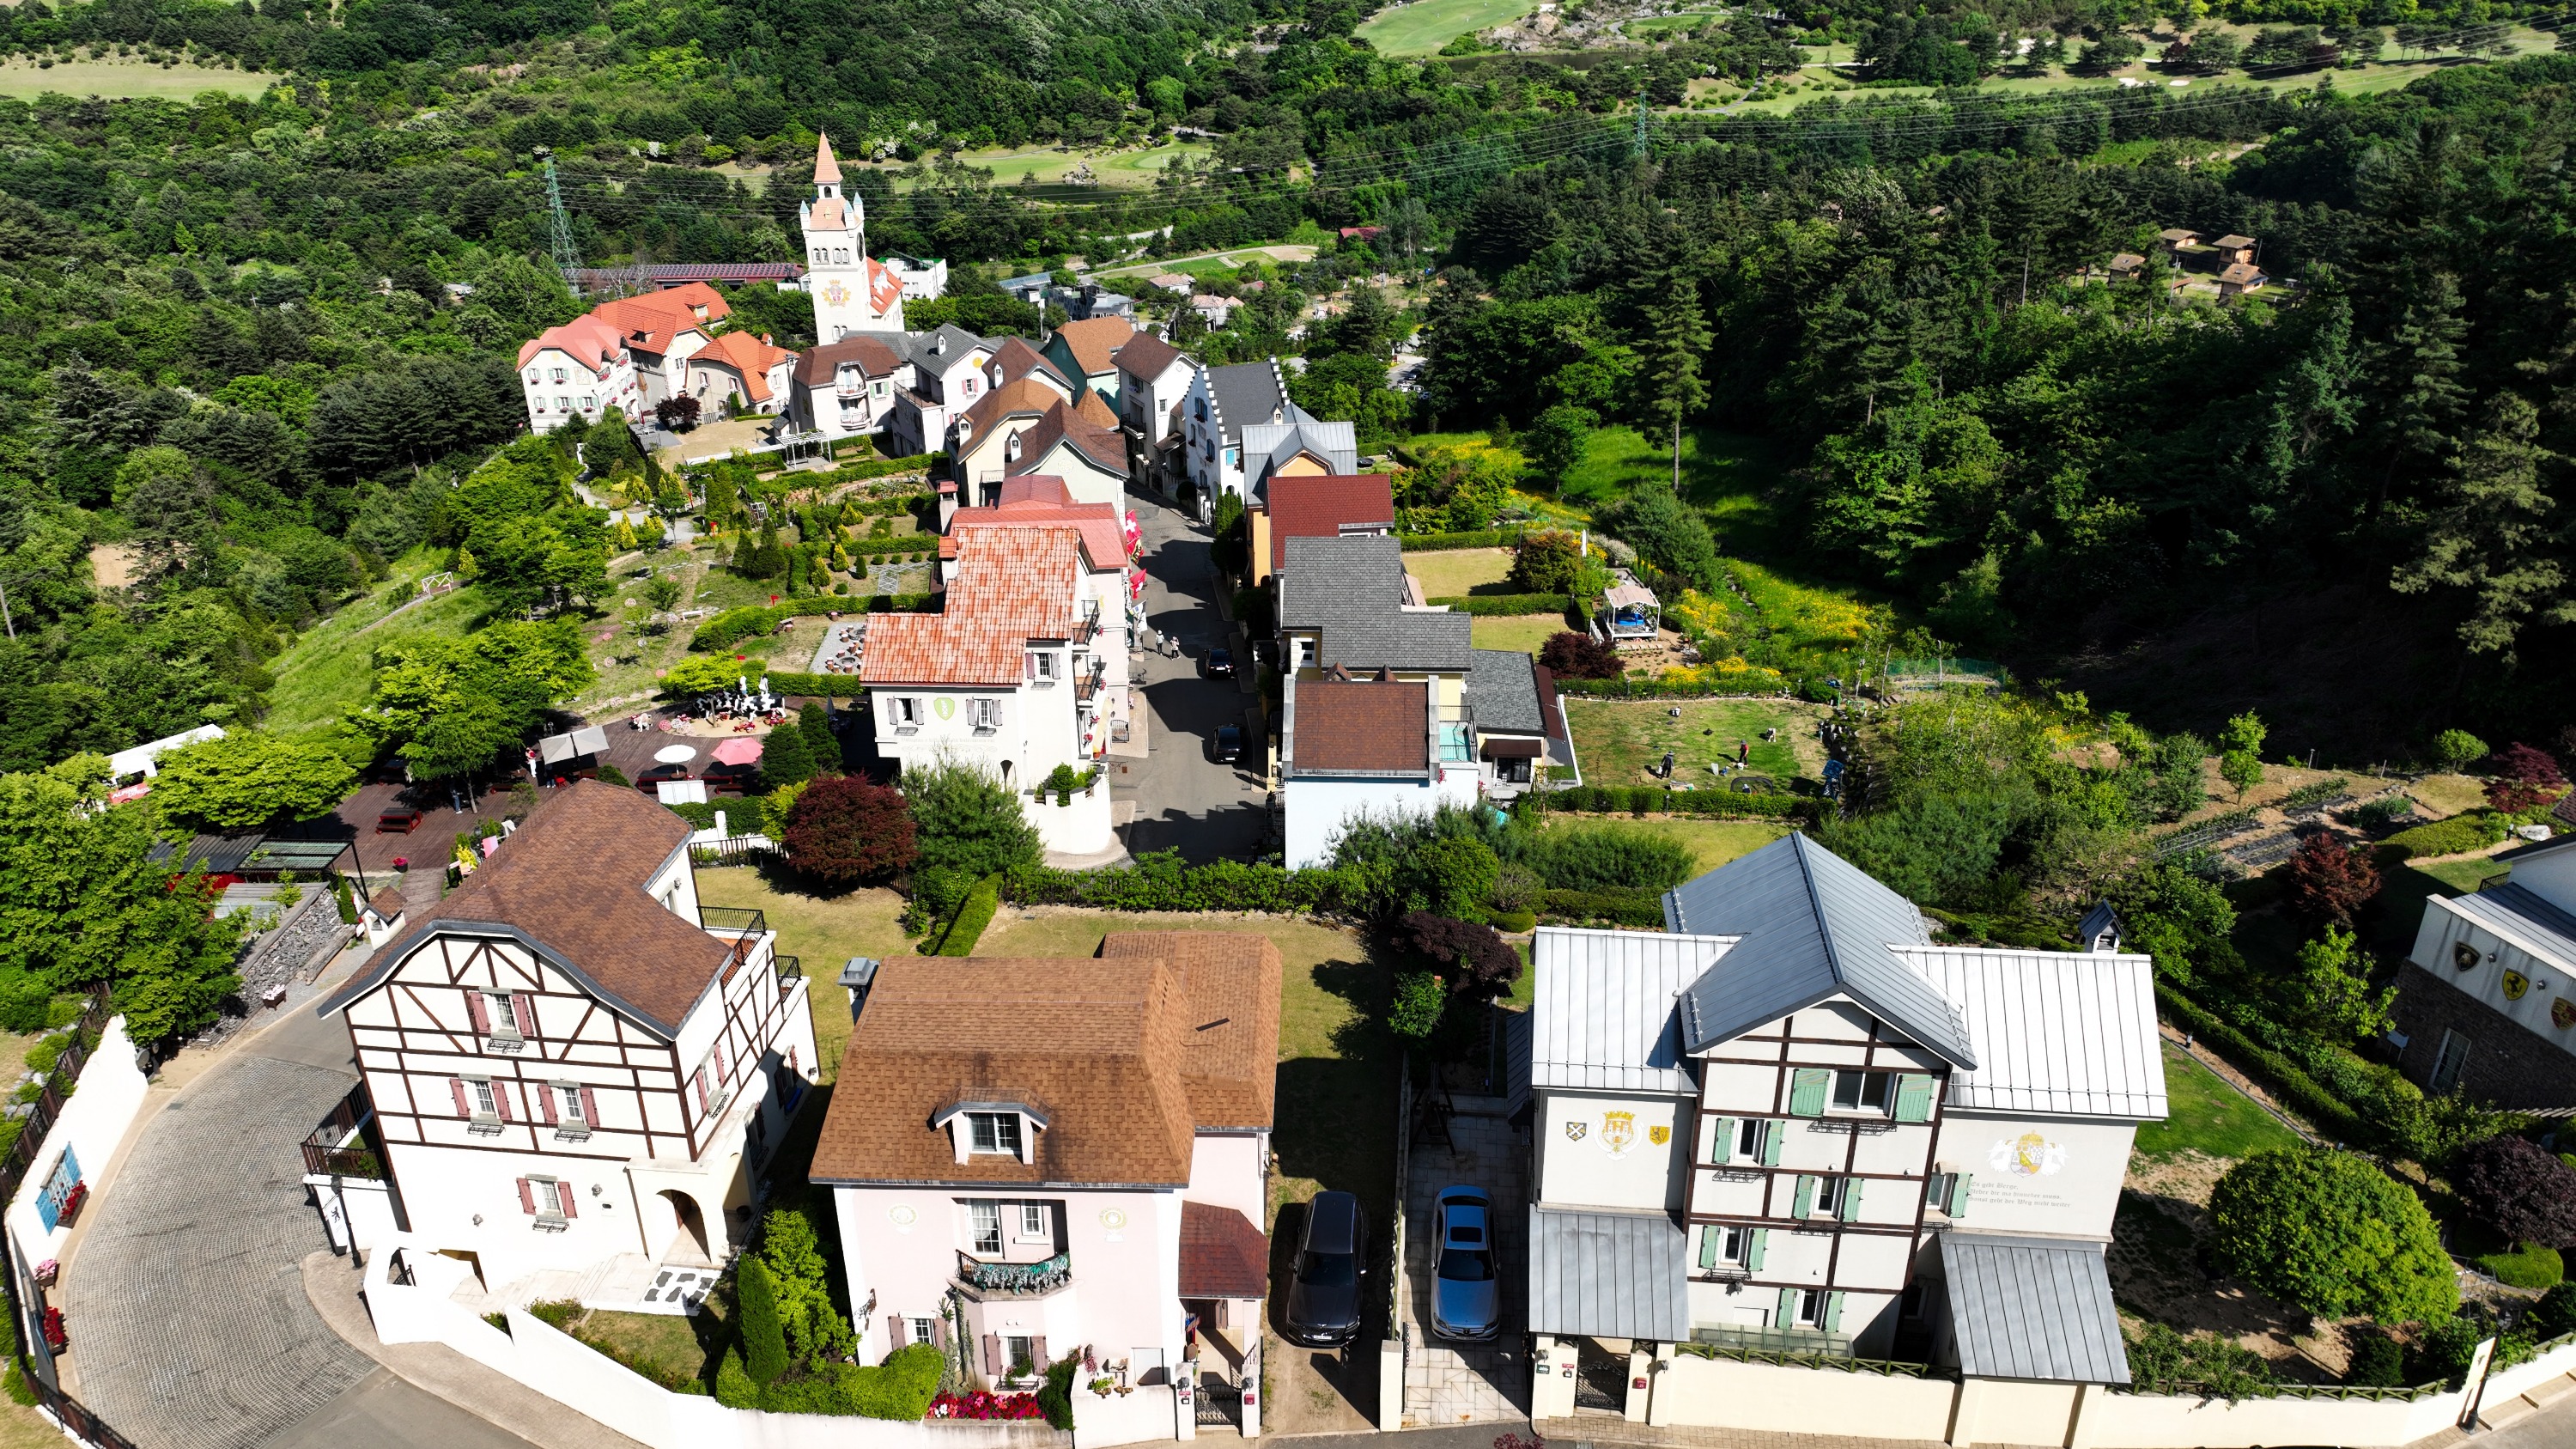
[956,377,1064,452]
[1180,1201,1271,1299]
[1291,679,1428,775]
[319,782,725,1034]
[1006,399,1127,478]
[990,336,1074,395]
[1054,317,1134,378]
[1115,330,1189,386]
[1074,387,1120,431]
[811,933,1281,1188]
[1267,473,1396,571]
[367,887,407,920]
[793,334,902,387]
[860,527,1083,686]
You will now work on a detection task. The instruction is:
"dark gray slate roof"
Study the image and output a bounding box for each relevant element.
[1943,1234,2129,1385]
[1528,1206,1688,1342]
[1322,612,1473,673]
[1279,535,1408,630]
[1467,648,1546,735]
[1206,361,1289,443]
[1664,833,1976,1067]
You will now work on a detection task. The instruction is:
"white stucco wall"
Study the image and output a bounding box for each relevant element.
[1185,1132,1268,1227]
[1929,1113,2136,1240]
[1284,776,1443,869]
[1535,1092,1692,1211]
[5,1014,149,1268]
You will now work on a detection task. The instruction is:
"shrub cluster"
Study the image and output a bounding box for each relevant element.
[1398,527,1528,551]
[2382,812,2508,860]
[931,874,1003,956]
[1537,785,1811,819]
[1538,886,1666,926]
[1006,851,1364,915]
[1557,675,1795,699]
[1426,593,1571,616]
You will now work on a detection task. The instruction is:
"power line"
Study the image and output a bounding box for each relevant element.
[541,155,584,289]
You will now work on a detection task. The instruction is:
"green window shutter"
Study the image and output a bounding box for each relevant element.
[1747,1228,1768,1271]
[1710,1117,1736,1166]
[1777,1288,1798,1327]
[1838,1177,1863,1221]
[1825,1291,1845,1333]
[1948,1173,1973,1218]
[1792,1173,1816,1218]
[1759,1120,1783,1166]
[1698,1226,1721,1269]
[1893,1073,1936,1123]
[1789,1067,1830,1117]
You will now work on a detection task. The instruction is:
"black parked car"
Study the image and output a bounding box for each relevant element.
[1206,645,1235,678]
[1213,724,1243,763]
[1284,1190,1367,1348]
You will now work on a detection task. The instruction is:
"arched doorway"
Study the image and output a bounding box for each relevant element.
[660,1190,712,1263]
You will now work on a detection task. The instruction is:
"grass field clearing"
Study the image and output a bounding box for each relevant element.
[867,141,1211,191]
[1565,697,1826,786]
[1539,813,1788,874]
[1470,614,1568,655]
[264,571,483,734]
[694,869,920,1081]
[1358,0,1534,54]
[1406,547,1515,598]
[2131,1043,2305,1160]
[0,58,279,100]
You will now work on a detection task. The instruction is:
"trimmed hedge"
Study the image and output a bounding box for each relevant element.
[1400,527,1526,551]
[2383,812,2506,860]
[690,606,790,652]
[1539,886,1665,927]
[1007,855,1365,914]
[689,595,939,654]
[1558,676,1795,699]
[2154,983,2364,1143]
[1538,785,1812,820]
[932,874,1002,956]
[1429,593,1571,616]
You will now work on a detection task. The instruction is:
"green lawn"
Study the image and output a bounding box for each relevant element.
[1559,425,1795,548]
[1406,547,1515,598]
[1356,0,1534,54]
[969,910,1396,1223]
[1470,614,1570,655]
[1564,697,1827,787]
[264,570,484,734]
[0,57,280,100]
[1628,9,1725,33]
[1540,813,1788,874]
[2131,1044,2305,1161]
[694,869,917,1083]
[871,141,1212,192]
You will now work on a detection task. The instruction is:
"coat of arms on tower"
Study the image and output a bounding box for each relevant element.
[1599,1111,1637,1159]
[823,279,850,307]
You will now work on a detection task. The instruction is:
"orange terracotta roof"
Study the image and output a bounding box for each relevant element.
[518,314,628,373]
[814,131,842,186]
[1053,317,1134,378]
[1073,388,1119,430]
[811,933,1279,1188]
[810,194,850,230]
[951,485,1127,571]
[691,331,797,405]
[860,527,1083,686]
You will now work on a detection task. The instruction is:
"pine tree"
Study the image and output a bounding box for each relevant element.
[799,702,841,771]
[1643,268,1711,490]
[758,719,816,790]
[738,1257,791,1385]
[2391,393,2568,659]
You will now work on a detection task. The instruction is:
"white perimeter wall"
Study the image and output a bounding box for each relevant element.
[8,1015,150,1267]
[1284,776,1443,870]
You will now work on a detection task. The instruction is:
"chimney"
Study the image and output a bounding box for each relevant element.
[761,332,773,345]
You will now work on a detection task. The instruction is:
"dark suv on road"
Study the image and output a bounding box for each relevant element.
[1283,1190,1368,1348]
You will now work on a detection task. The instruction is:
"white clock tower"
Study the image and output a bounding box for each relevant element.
[801,132,904,340]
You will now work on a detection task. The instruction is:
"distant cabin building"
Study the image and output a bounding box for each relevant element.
[2393,834,2576,1107]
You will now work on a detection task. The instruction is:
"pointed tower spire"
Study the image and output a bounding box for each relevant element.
[814,131,842,191]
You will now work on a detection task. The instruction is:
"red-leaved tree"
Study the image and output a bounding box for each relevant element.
[1539,631,1621,680]
[2488,742,2571,814]
[2283,832,2382,925]
[784,776,918,885]
[1400,911,1523,1000]
[2458,1134,2576,1249]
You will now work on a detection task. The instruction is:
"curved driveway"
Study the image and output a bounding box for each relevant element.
[66,996,525,1449]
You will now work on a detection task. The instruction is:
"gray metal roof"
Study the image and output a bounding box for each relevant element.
[1467,648,1546,735]
[1279,535,1408,630]
[1528,1206,1689,1342]
[1942,1233,2129,1385]
[1322,612,1473,673]
[1245,420,1358,495]
[1530,927,1734,1095]
[1205,361,1290,443]
[1897,947,2166,1120]
[2446,883,2576,966]
[1664,833,1977,1068]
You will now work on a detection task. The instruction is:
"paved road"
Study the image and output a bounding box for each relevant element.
[1119,484,1272,865]
[2492,1397,2576,1449]
[66,992,539,1449]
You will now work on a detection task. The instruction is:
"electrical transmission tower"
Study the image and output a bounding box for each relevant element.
[543,156,584,291]
[1632,88,1651,161]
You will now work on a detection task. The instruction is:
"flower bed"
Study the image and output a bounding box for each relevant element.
[928,1391,1048,1421]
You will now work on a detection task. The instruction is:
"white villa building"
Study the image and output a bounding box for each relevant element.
[516,315,643,434]
[1182,359,1313,518]
[313,782,819,1296]
[800,134,907,340]
[815,935,1279,1393]
[1115,330,1198,493]
[1520,833,2164,1410]
[860,525,1124,855]
[2395,831,2576,1105]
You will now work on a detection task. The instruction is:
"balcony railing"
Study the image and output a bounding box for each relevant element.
[1074,667,1104,703]
[703,906,769,980]
[1072,609,1100,644]
[956,1250,1072,1297]
[301,1082,386,1178]
[776,954,802,983]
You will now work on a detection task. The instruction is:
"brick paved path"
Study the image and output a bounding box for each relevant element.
[66,1017,374,1449]
[1400,1105,1531,1426]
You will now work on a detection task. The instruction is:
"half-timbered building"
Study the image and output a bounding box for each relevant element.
[315,780,817,1295]
[1522,833,2163,1403]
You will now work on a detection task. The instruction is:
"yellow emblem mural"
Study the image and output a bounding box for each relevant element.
[2506,970,2531,1001]
[1599,1111,1637,1159]
[1648,1125,1671,1147]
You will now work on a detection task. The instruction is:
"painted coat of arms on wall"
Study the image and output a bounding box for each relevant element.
[1599,1111,1637,1159]
[2555,998,2576,1030]
[1648,1125,1671,1146]
[1990,1131,2068,1178]
[823,280,851,307]
[1563,1120,1586,1142]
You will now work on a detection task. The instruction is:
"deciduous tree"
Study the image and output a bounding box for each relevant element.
[2284,832,2382,924]
[1539,631,1621,680]
[2208,1147,2455,1323]
[1400,911,1522,999]
[2458,1135,2576,1250]
[784,777,918,885]
[149,731,359,830]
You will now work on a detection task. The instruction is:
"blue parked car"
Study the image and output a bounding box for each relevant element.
[1431,1185,1500,1342]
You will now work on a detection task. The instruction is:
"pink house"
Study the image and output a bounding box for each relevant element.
[812,935,1278,1393]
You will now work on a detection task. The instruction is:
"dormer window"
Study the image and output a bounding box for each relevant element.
[968,1111,1021,1156]
[1005,433,1022,462]
[937,1101,1046,1165]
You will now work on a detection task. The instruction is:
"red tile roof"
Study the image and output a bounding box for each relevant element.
[814,131,843,186]
[1180,1201,1271,1299]
[950,484,1127,571]
[1267,473,1396,571]
[1291,679,1427,774]
[591,288,726,356]
[518,314,629,373]
[691,331,797,405]
[860,527,1084,686]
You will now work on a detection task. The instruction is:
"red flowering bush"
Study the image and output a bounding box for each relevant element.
[927,1391,1046,1421]
[2488,743,2571,814]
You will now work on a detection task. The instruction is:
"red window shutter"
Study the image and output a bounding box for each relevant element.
[517,1178,537,1215]
[466,993,491,1037]
[495,1085,513,1123]
[696,1071,710,1111]
[716,1043,730,1084]
[511,995,537,1038]
[580,1087,600,1125]
[887,1315,908,1349]
[559,1184,577,1220]
[537,1087,557,1126]
[982,1334,1002,1375]
[1024,653,1036,683]
[451,1078,471,1117]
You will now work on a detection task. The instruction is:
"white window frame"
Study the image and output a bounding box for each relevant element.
[1005,1335,1036,1379]
[1735,1118,1765,1160]
[969,1201,1004,1255]
[1017,1202,1048,1241]
[1815,1176,1848,1217]
[2430,1028,2471,1094]
[468,1077,499,1118]
[532,1177,568,1218]
[483,991,523,1048]
[892,697,919,731]
[553,1083,588,1133]
[1028,650,1057,683]
[1831,1069,1892,1113]
[968,698,1000,733]
[1798,1288,1829,1327]
[908,1316,938,1345]
[967,1111,1022,1157]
